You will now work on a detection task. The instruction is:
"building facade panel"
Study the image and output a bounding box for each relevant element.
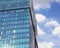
[0,0,30,10]
[0,8,30,48]
[0,0,37,48]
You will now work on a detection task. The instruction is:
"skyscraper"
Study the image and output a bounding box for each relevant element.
[0,0,37,48]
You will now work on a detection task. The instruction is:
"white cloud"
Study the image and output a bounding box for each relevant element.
[38,41,55,48]
[35,14,46,23]
[45,20,60,27]
[33,0,53,10]
[55,0,60,3]
[45,19,60,38]
[37,25,45,35]
[35,13,60,38]
[33,0,60,10]
[52,25,60,36]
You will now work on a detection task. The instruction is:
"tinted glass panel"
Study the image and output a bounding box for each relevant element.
[0,0,30,10]
[0,8,30,48]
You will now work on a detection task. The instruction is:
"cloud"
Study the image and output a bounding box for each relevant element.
[35,14,46,23]
[45,20,60,27]
[35,13,60,38]
[33,0,60,10]
[52,25,60,37]
[33,0,53,10]
[55,0,60,3]
[44,19,60,38]
[38,41,55,48]
[37,25,45,35]
[35,13,60,37]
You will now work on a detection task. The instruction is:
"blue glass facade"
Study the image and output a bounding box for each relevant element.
[0,0,33,48]
[0,0,38,48]
[0,0,30,10]
[0,9,30,48]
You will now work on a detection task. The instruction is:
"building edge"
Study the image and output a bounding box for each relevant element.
[30,0,38,48]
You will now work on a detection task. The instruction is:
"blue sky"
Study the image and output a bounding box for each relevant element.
[33,0,60,48]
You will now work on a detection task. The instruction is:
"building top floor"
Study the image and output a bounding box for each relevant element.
[0,0,30,10]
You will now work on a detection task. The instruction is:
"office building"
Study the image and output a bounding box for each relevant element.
[0,0,38,48]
